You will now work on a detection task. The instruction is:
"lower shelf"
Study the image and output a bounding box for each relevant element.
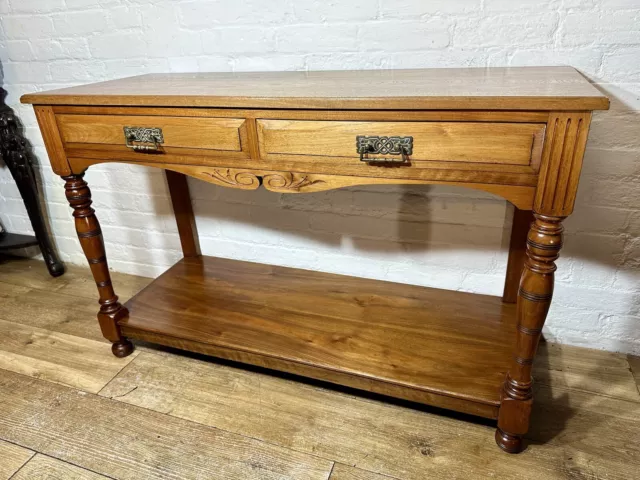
[120,256,516,419]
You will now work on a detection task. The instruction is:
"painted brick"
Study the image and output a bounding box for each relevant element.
[51,10,110,36]
[202,27,276,54]
[380,0,481,17]
[10,0,66,14]
[1,15,55,39]
[358,20,451,50]
[455,13,559,47]
[276,24,358,53]
[294,0,379,22]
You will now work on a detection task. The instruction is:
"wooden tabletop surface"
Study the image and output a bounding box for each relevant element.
[21,66,609,111]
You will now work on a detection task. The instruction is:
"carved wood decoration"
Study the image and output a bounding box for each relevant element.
[534,112,591,216]
[22,67,609,454]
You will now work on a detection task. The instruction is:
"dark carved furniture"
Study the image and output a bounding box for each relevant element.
[0,107,64,276]
[22,67,609,452]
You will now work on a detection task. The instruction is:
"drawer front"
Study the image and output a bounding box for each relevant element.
[257,120,544,166]
[57,114,246,152]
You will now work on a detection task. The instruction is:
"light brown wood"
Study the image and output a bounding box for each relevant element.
[97,345,640,480]
[329,464,399,480]
[51,105,552,122]
[33,105,70,176]
[1,257,640,480]
[0,369,332,480]
[57,114,246,152]
[534,112,592,216]
[537,343,640,402]
[119,255,514,417]
[11,455,111,480]
[21,67,609,111]
[21,67,610,455]
[0,439,34,480]
[68,159,537,209]
[257,119,545,165]
[0,318,137,393]
[165,170,201,257]
[0,255,148,301]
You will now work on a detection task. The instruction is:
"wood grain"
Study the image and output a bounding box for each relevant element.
[1,257,639,480]
[534,112,592,216]
[119,255,515,416]
[57,114,245,152]
[536,342,640,402]
[21,67,609,111]
[165,170,201,257]
[0,255,149,301]
[33,106,70,176]
[0,369,333,480]
[257,119,544,165]
[98,346,640,480]
[0,439,34,480]
[68,159,537,209]
[329,464,400,480]
[0,318,137,393]
[11,455,111,480]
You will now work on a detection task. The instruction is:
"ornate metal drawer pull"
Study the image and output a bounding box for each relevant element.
[356,135,413,164]
[124,127,164,152]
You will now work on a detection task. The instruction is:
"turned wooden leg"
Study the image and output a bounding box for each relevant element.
[496,213,564,453]
[62,173,133,358]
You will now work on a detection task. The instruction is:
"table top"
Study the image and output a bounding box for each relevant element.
[21,66,608,111]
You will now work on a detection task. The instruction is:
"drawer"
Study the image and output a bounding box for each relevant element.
[57,114,246,153]
[257,120,545,167]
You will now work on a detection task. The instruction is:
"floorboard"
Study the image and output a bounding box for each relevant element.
[1,256,639,480]
[329,464,401,480]
[0,439,34,479]
[11,455,112,480]
[99,348,640,480]
[0,319,137,393]
[0,370,332,480]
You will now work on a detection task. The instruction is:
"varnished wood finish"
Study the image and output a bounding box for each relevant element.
[502,208,534,303]
[57,114,246,152]
[165,170,200,257]
[257,119,545,165]
[22,67,609,111]
[23,67,608,454]
[120,255,514,418]
[3,256,640,479]
[535,112,592,216]
[33,105,71,176]
[62,174,133,358]
[497,214,564,452]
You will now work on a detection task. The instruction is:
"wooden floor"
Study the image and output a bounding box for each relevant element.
[0,255,639,480]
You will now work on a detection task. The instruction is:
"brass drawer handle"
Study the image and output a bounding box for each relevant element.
[356,135,413,164]
[124,126,164,152]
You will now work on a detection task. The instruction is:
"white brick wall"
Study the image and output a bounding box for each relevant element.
[0,0,638,354]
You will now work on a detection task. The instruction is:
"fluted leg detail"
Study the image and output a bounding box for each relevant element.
[496,213,564,453]
[62,173,133,357]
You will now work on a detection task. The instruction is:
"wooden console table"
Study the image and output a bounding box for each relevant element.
[22,67,608,453]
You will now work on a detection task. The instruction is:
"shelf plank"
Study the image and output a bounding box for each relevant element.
[121,256,515,417]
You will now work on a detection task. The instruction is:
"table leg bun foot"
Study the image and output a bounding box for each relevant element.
[112,339,134,358]
[495,428,523,453]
